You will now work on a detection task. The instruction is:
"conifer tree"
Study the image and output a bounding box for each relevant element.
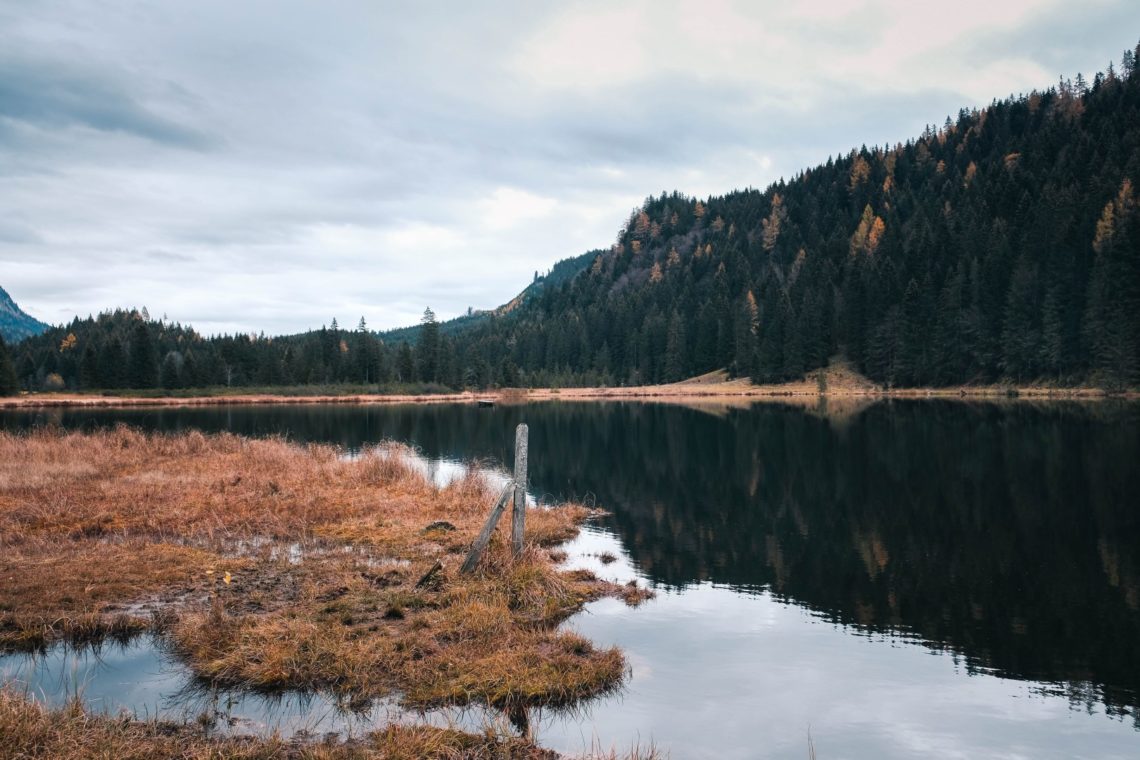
[161,351,183,389]
[79,341,100,389]
[416,307,441,383]
[396,343,414,383]
[0,336,19,395]
[99,336,128,389]
[128,321,160,388]
[664,310,687,382]
[1002,256,1041,383]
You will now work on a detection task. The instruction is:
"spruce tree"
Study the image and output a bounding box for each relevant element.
[664,310,687,382]
[79,341,100,389]
[416,307,441,383]
[99,336,128,389]
[0,336,19,395]
[397,342,414,383]
[160,351,183,389]
[128,321,160,388]
[1001,256,1041,383]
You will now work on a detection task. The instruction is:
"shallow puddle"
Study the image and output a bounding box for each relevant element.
[0,637,404,738]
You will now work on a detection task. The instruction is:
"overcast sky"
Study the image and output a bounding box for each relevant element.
[2,1,1138,335]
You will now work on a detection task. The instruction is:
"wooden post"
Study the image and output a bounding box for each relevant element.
[511,423,528,557]
[460,481,514,574]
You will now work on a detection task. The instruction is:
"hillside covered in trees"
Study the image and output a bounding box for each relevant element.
[4,45,1139,395]
[446,47,1140,390]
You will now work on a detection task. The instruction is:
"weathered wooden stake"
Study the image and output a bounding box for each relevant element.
[511,423,528,557]
[460,480,514,573]
[414,560,444,589]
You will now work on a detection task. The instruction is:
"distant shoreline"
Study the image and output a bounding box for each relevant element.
[2,379,1134,410]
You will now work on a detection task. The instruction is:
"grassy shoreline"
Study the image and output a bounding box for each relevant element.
[0,690,569,760]
[0,428,653,758]
[2,368,1134,411]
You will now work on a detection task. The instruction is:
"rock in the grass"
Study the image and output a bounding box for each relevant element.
[422,520,457,533]
[361,569,404,588]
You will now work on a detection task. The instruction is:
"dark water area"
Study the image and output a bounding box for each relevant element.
[2,400,1139,758]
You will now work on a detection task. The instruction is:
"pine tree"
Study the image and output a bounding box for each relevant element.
[99,337,128,389]
[79,341,100,389]
[664,310,687,382]
[898,277,934,385]
[780,297,804,379]
[0,336,19,395]
[1001,256,1040,383]
[1041,287,1065,380]
[128,321,160,388]
[396,343,414,383]
[161,351,183,389]
[416,307,441,383]
[1084,180,1139,387]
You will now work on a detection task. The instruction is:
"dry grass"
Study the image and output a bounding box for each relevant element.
[0,689,665,759]
[0,541,246,649]
[0,427,652,718]
[0,688,562,759]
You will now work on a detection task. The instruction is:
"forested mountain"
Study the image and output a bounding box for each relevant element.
[0,287,48,343]
[7,46,1140,394]
[444,48,1140,389]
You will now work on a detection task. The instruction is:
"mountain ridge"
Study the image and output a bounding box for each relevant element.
[0,286,49,343]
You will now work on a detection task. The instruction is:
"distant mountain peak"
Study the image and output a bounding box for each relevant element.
[0,286,49,343]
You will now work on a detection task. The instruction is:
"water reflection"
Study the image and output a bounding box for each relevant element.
[3,399,1140,752]
[0,636,403,737]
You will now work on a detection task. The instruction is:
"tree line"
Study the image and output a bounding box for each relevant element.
[2,308,489,394]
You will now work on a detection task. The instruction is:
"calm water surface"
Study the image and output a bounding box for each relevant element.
[2,400,1139,758]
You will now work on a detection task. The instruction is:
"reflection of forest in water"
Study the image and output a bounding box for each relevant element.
[4,400,1140,720]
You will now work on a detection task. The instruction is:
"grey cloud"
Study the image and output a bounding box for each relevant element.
[962,1,1140,82]
[0,49,213,149]
[145,249,196,264]
[0,219,43,244]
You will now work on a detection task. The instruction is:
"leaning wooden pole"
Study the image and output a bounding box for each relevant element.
[511,423,529,557]
[460,480,514,574]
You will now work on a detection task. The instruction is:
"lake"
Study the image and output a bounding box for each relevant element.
[2,399,1139,758]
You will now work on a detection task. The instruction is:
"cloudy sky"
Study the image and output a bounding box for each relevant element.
[2,1,1138,335]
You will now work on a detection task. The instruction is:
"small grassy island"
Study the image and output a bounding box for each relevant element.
[0,427,653,759]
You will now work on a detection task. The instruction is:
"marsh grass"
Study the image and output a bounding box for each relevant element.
[0,687,565,759]
[0,427,653,752]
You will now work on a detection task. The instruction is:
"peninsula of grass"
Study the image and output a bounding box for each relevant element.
[0,427,652,753]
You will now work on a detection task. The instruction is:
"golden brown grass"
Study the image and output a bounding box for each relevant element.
[0,540,247,649]
[0,689,665,759]
[0,427,650,718]
[0,688,564,759]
